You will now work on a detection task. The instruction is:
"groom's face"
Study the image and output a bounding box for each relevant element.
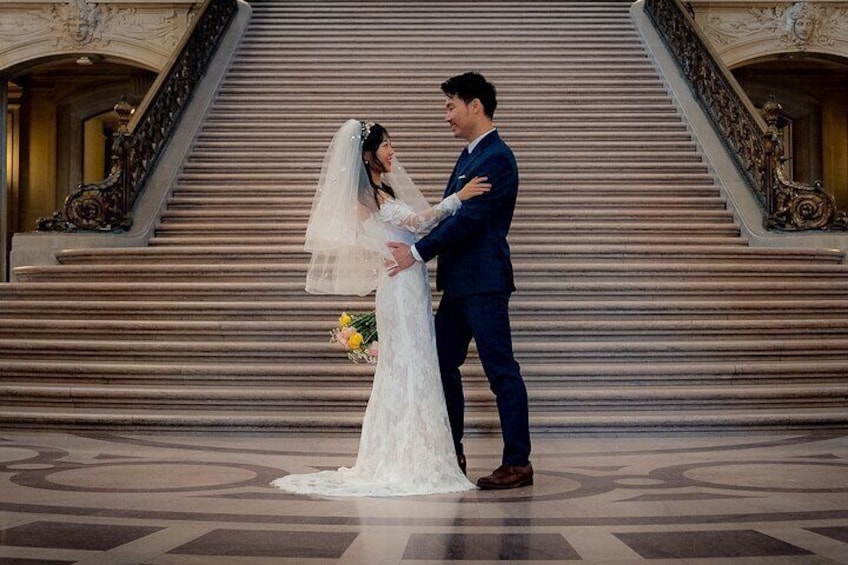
[444,95,475,141]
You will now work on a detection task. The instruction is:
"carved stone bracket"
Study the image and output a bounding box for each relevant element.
[36,0,237,233]
[646,0,847,232]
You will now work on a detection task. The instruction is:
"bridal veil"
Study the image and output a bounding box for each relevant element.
[304,119,428,295]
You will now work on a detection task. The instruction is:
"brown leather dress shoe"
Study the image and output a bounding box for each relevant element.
[457,454,467,476]
[476,463,533,490]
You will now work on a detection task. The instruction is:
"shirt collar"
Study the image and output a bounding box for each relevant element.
[467,128,496,155]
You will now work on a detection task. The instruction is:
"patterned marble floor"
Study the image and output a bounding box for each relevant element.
[0,431,846,564]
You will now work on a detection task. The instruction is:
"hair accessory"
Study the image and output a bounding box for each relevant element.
[360,121,374,142]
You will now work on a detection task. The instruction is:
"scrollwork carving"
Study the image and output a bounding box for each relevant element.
[703,1,848,62]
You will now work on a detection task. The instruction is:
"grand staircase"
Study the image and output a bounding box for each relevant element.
[2,0,847,432]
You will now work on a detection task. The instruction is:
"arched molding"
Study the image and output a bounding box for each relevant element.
[0,0,202,73]
[689,1,848,68]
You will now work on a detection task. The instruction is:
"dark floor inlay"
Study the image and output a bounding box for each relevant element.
[807,526,848,544]
[624,493,752,502]
[403,533,580,561]
[0,559,74,565]
[614,529,812,559]
[169,529,357,558]
[0,521,162,551]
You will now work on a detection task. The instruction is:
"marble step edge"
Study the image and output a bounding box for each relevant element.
[0,409,845,433]
[146,236,746,246]
[159,206,729,216]
[174,173,718,182]
[215,83,666,93]
[48,244,844,260]
[183,153,705,164]
[3,384,845,410]
[57,262,845,278]
[7,282,848,300]
[198,123,690,134]
[165,194,723,205]
[2,294,846,307]
[15,271,848,287]
[179,161,705,172]
[1,359,845,383]
[3,317,846,335]
[1,338,847,360]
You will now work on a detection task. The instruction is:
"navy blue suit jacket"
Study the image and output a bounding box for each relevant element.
[415,130,518,297]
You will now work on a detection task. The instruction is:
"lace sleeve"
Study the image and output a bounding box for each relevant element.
[378,194,462,235]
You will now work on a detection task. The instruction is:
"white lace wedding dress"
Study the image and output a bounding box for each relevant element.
[271,195,475,497]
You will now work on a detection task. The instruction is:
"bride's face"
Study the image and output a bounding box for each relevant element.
[376,136,394,172]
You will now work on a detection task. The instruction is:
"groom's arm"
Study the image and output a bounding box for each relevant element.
[414,152,517,262]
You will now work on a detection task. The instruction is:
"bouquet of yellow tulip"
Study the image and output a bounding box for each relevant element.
[331,311,379,364]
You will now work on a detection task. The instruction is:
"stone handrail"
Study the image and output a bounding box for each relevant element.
[644,0,847,231]
[36,0,237,232]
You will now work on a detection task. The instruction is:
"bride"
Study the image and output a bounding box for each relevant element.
[271,119,489,496]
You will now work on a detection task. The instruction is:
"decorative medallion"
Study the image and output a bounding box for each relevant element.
[50,0,105,49]
[706,2,848,51]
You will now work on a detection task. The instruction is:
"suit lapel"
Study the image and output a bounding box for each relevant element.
[445,131,501,196]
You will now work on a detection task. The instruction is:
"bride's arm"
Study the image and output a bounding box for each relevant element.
[379,177,490,235]
[377,195,460,235]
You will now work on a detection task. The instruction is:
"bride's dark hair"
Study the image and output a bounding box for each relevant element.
[360,122,397,208]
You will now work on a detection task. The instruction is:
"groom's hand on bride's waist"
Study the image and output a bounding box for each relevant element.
[386,242,416,277]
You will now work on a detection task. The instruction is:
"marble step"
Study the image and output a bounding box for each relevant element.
[200,119,689,132]
[7,280,848,300]
[174,173,719,185]
[1,359,845,387]
[148,235,746,246]
[15,262,848,284]
[200,137,686,150]
[42,244,846,264]
[4,298,846,320]
[3,384,845,411]
[158,208,733,222]
[2,337,847,364]
[165,194,723,206]
[4,318,848,342]
[0,406,845,433]
[169,183,722,196]
[184,150,704,164]
[190,132,700,147]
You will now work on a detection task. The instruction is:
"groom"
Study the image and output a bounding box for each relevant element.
[388,72,532,489]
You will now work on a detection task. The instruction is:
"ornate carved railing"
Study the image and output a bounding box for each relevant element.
[36,0,237,232]
[645,0,847,231]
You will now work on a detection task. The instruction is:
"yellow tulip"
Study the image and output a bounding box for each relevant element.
[339,313,352,327]
[348,333,364,349]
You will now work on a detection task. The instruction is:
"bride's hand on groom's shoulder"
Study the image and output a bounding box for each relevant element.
[457,176,491,201]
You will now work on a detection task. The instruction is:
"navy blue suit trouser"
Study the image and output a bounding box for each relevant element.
[434,291,531,467]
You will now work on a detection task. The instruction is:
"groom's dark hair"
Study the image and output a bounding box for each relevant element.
[441,72,497,118]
